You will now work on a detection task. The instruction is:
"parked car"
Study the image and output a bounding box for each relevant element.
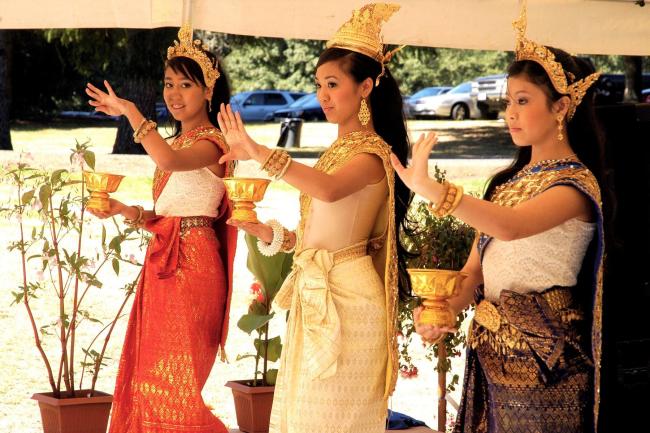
[469,74,507,119]
[273,93,325,121]
[594,73,650,105]
[404,86,452,118]
[416,82,480,120]
[230,90,307,121]
[58,110,119,121]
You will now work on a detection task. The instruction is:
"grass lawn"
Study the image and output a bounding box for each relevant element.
[0,120,509,432]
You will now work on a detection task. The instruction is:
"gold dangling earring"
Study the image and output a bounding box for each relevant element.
[358,98,371,126]
[208,100,213,113]
[556,115,564,142]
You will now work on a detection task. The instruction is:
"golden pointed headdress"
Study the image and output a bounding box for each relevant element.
[167,24,220,95]
[326,3,404,86]
[513,1,600,120]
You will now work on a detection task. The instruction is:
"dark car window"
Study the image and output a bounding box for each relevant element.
[448,82,471,94]
[411,88,443,99]
[290,93,305,101]
[265,93,288,105]
[244,94,264,106]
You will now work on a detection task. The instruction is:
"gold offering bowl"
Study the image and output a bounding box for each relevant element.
[82,172,125,212]
[222,177,271,223]
[407,268,466,328]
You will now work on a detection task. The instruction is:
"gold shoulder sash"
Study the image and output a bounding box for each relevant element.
[295,130,399,397]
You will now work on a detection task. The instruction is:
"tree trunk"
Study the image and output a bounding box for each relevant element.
[0,31,13,151]
[437,343,447,432]
[111,77,156,154]
[622,56,642,103]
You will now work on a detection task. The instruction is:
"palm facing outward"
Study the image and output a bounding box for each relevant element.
[390,132,438,197]
[86,80,130,117]
[217,103,262,164]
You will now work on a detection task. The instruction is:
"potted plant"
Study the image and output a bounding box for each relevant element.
[225,233,293,433]
[2,142,144,433]
[399,166,476,432]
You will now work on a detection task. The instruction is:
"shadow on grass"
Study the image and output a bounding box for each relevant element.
[430,125,515,159]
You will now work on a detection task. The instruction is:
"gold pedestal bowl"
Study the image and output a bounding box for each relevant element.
[222,177,271,223]
[82,172,125,212]
[407,268,466,328]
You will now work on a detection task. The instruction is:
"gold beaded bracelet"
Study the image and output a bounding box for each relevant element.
[262,149,290,178]
[427,182,464,218]
[133,120,157,143]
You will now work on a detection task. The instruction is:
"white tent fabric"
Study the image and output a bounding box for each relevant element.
[0,0,648,55]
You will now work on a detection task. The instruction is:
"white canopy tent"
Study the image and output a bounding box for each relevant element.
[0,0,648,55]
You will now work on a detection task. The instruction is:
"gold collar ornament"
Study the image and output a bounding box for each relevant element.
[326,3,404,86]
[513,1,600,120]
[167,24,220,96]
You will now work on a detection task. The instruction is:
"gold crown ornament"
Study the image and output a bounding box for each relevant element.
[326,3,404,86]
[167,24,220,95]
[513,1,600,120]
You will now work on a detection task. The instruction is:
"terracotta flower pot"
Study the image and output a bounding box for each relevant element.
[31,390,113,433]
[225,380,275,433]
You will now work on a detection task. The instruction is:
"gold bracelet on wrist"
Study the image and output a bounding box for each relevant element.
[275,155,292,180]
[280,228,295,253]
[133,118,147,137]
[124,205,144,227]
[427,181,450,216]
[133,120,157,143]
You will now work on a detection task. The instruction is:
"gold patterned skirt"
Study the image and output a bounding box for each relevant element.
[269,243,388,433]
[454,287,594,433]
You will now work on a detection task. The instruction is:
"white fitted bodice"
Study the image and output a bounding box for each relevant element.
[482,218,595,302]
[154,168,225,217]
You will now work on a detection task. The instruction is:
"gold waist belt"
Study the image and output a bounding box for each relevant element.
[331,242,368,264]
[474,287,576,333]
[471,287,584,357]
[180,216,215,236]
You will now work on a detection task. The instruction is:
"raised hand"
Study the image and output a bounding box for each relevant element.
[390,131,438,196]
[413,306,457,345]
[226,219,273,243]
[216,103,263,163]
[86,80,130,117]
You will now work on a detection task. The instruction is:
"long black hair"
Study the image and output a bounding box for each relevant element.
[164,52,231,138]
[316,47,415,301]
[484,47,608,201]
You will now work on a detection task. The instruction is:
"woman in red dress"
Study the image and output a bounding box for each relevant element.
[86,25,236,433]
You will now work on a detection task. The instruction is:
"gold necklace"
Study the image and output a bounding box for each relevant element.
[520,153,578,176]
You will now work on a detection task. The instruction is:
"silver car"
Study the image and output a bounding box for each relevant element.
[415,82,481,120]
[405,86,451,118]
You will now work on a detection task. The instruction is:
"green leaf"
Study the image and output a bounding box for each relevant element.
[108,236,121,255]
[265,368,278,385]
[21,190,35,205]
[83,151,96,171]
[237,313,274,335]
[112,258,120,275]
[254,336,281,363]
[50,169,67,185]
[38,184,51,211]
[235,353,258,362]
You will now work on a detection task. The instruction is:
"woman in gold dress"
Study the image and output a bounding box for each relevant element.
[217,4,411,432]
[391,5,608,433]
